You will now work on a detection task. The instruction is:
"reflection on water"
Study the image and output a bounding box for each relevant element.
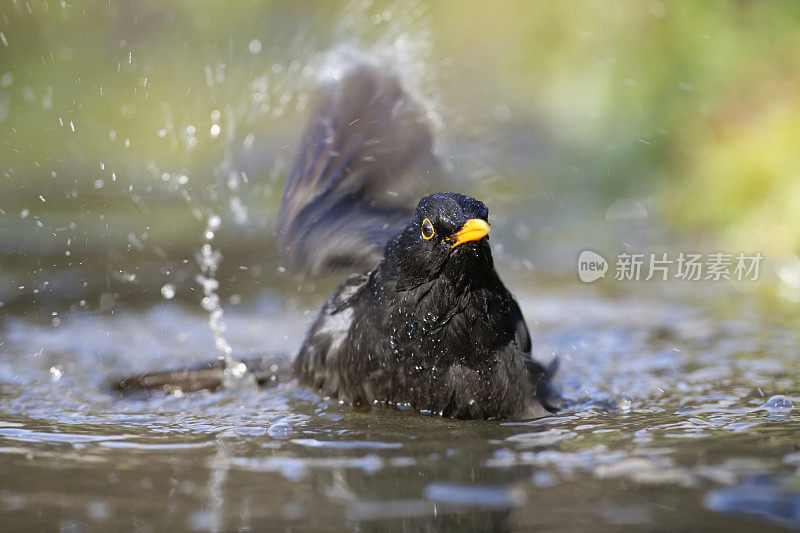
[1,282,798,531]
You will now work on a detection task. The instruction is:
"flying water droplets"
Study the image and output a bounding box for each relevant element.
[248,39,262,54]
[160,284,175,299]
[49,366,63,382]
[195,213,252,387]
[204,214,221,240]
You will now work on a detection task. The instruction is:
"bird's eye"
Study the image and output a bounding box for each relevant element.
[421,218,435,240]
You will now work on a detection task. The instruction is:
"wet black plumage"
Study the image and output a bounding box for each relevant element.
[115,63,556,420]
[294,192,555,419]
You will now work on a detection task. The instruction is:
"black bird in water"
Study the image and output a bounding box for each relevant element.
[117,64,557,420]
[293,192,554,419]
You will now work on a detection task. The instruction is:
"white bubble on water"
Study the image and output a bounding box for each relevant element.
[760,395,794,411]
[268,423,293,439]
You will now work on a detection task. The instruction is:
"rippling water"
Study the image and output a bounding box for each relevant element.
[1,280,798,531]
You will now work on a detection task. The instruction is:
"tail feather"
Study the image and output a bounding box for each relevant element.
[276,63,439,274]
[539,356,562,413]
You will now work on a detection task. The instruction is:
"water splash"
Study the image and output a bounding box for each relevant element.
[195,213,252,387]
[148,0,442,386]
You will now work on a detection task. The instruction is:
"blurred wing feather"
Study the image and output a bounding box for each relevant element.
[276,64,439,273]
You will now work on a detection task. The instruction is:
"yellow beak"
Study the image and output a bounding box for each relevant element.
[450,218,490,248]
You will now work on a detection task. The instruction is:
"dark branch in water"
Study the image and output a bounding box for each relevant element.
[112,356,292,395]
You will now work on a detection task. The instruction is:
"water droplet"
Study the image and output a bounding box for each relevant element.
[161,284,175,299]
[248,39,262,54]
[268,422,293,439]
[760,395,794,411]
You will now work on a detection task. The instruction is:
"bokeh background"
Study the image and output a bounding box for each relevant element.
[1,0,799,313]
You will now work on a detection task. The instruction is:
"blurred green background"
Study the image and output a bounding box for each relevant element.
[1,0,799,312]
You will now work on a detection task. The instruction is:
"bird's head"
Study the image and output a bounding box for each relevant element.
[387,192,494,291]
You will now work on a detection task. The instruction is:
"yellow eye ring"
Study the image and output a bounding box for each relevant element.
[421,218,435,240]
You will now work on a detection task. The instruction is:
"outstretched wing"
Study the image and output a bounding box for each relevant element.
[276,63,439,274]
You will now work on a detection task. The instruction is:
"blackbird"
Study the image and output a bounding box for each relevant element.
[115,63,557,420]
[293,191,556,419]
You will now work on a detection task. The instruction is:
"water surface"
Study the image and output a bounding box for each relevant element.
[1,280,798,531]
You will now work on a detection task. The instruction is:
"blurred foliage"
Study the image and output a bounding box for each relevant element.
[430,1,800,257]
[664,92,800,256]
[1,0,799,309]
